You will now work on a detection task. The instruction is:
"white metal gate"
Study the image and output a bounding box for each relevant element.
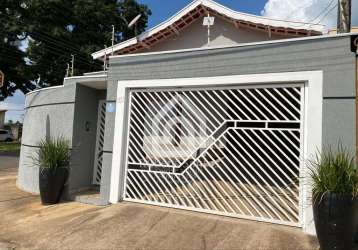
[93,100,106,185]
[122,84,304,226]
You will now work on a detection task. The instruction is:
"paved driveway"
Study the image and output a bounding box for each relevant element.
[0,152,20,171]
[0,154,319,249]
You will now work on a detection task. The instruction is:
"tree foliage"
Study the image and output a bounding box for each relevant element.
[0,0,151,99]
[0,0,34,100]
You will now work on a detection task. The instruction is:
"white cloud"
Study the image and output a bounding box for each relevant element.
[261,0,358,31]
[0,102,23,110]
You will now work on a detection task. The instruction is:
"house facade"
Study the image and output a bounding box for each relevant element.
[17,0,358,235]
[4,122,22,141]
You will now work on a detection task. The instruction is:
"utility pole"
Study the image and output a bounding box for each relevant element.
[111,25,115,56]
[71,54,75,77]
[103,45,108,72]
[65,63,70,77]
[337,0,351,33]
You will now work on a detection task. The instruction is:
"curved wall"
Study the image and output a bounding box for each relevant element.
[17,84,77,194]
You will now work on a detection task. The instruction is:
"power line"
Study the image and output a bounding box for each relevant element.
[1,25,102,68]
[28,30,102,63]
[1,11,77,52]
[308,0,336,23]
[0,48,101,75]
[0,11,103,66]
[287,0,336,28]
[311,3,338,26]
[5,3,86,51]
[1,5,126,71]
[27,40,101,68]
[1,44,100,70]
[26,32,102,67]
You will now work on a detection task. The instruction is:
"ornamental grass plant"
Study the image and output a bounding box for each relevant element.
[33,137,70,172]
[309,144,358,203]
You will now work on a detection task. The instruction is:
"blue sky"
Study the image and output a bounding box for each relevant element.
[2,0,356,123]
[2,0,269,123]
[138,0,267,29]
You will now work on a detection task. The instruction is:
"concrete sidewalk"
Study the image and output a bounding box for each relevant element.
[0,157,318,249]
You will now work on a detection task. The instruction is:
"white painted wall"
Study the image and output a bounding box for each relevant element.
[147,17,288,53]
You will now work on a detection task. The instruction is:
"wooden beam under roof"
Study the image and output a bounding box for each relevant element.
[109,3,319,56]
[267,26,272,38]
[170,25,180,36]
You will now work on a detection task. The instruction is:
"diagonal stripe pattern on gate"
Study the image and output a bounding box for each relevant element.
[123,84,304,226]
[93,101,107,185]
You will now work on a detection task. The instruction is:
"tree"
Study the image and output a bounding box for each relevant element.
[0,0,35,100]
[0,0,151,97]
[25,0,151,88]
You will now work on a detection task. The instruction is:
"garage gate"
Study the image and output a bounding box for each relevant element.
[122,83,304,227]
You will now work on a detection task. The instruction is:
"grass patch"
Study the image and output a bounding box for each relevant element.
[0,142,21,153]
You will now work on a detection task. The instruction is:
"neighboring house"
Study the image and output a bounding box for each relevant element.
[11,122,22,141]
[17,0,358,236]
[0,109,6,129]
[4,122,22,141]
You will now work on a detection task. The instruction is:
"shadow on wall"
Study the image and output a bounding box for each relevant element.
[46,115,50,141]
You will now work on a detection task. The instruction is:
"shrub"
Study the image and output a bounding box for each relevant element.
[309,144,358,203]
[33,137,70,172]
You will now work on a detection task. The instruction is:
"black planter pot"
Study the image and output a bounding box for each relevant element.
[39,167,68,205]
[313,193,358,250]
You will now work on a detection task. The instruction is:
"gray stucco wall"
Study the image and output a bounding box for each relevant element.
[18,35,357,205]
[63,75,107,86]
[108,36,356,98]
[99,35,357,203]
[17,84,77,193]
[68,85,102,194]
[17,82,107,196]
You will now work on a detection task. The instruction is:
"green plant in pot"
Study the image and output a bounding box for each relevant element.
[33,137,70,205]
[309,145,358,250]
